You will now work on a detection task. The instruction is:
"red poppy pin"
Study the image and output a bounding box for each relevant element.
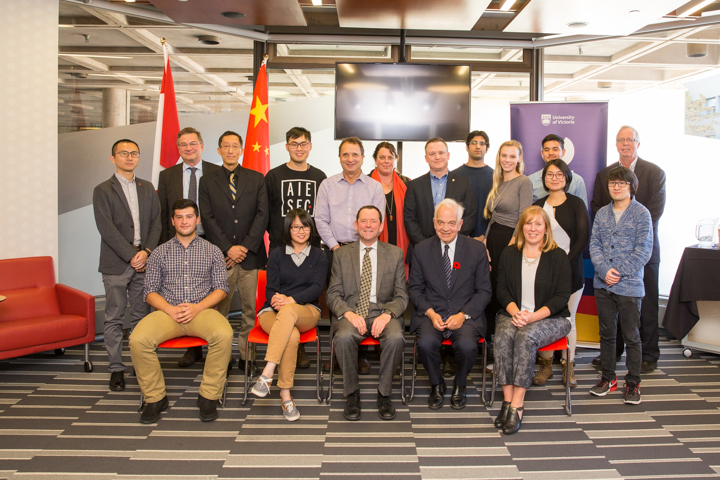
[453,262,460,270]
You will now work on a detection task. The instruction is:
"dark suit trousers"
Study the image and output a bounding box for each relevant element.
[415,318,480,387]
[615,262,660,363]
[333,316,404,397]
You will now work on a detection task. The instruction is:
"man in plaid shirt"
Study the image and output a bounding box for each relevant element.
[130,199,233,424]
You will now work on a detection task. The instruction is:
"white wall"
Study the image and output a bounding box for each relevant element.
[1,0,59,264]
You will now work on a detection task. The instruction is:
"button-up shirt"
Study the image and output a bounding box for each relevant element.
[359,240,379,305]
[440,235,458,266]
[314,172,386,250]
[183,161,206,236]
[115,173,141,246]
[143,235,229,305]
[286,244,311,267]
[430,171,448,208]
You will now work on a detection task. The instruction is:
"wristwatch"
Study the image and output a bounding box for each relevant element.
[382,309,394,317]
[460,311,471,321]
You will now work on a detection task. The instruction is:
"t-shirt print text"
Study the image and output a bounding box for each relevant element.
[281,179,318,216]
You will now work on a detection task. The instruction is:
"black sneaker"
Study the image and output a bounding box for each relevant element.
[589,376,618,396]
[640,361,657,374]
[623,382,641,404]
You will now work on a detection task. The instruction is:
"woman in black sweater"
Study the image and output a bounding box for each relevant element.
[493,206,572,435]
[532,159,590,388]
[250,208,328,422]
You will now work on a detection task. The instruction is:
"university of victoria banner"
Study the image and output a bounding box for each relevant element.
[510,102,609,346]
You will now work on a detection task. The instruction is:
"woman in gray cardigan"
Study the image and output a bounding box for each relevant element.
[493,206,572,435]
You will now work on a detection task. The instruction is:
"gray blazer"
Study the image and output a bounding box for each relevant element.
[327,240,408,322]
[93,175,161,275]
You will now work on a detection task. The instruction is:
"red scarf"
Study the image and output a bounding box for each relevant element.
[372,169,410,268]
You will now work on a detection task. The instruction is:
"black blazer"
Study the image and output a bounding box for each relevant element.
[156,160,221,243]
[93,175,161,275]
[408,235,491,338]
[403,171,477,245]
[496,246,572,319]
[591,158,666,263]
[198,165,269,270]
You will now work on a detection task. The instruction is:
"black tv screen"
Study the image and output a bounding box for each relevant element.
[334,63,471,142]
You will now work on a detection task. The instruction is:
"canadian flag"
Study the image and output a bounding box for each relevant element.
[151,42,180,186]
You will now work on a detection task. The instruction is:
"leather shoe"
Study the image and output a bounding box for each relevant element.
[358,356,371,375]
[322,356,341,373]
[140,396,168,424]
[377,392,396,420]
[197,394,218,422]
[640,361,657,374]
[442,359,457,378]
[428,380,446,410]
[450,384,467,410]
[502,406,523,435]
[296,344,311,369]
[494,401,511,428]
[592,354,621,366]
[343,390,362,421]
[109,371,125,392]
[178,346,203,368]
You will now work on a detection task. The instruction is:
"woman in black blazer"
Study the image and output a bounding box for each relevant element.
[532,159,590,388]
[493,206,572,435]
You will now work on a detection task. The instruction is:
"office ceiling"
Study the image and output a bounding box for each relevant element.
[58,0,720,131]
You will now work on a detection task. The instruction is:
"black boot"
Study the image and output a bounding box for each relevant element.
[494,401,510,428]
[502,406,523,435]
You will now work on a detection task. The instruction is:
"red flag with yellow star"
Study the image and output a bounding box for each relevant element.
[243,60,270,174]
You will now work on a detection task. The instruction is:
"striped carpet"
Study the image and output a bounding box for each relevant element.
[0,331,719,480]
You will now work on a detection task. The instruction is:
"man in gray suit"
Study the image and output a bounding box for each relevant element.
[327,205,408,421]
[93,138,161,392]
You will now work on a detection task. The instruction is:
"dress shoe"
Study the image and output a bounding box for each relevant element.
[640,361,657,374]
[428,380,447,410]
[592,354,621,366]
[358,357,371,375]
[377,391,396,420]
[178,346,203,368]
[109,371,125,392]
[494,401,511,428]
[322,356,341,373]
[450,384,467,410]
[442,359,457,378]
[197,394,218,422]
[140,396,168,424]
[502,406,523,435]
[296,344,311,370]
[343,390,362,421]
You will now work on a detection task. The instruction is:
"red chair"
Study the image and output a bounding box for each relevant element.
[325,334,407,405]
[242,270,323,406]
[409,337,487,405]
[487,337,572,416]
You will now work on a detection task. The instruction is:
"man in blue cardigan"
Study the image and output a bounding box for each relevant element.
[589,166,652,405]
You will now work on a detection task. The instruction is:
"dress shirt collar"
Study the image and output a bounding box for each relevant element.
[169,234,200,249]
[285,244,312,257]
[619,157,638,172]
[337,171,368,184]
[183,161,203,174]
[114,173,135,185]
[430,171,448,182]
[223,164,240,179]
[359,239,378,252]
[441,235,458,255]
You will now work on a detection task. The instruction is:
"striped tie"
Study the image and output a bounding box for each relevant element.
[356,247,373,318]
[188,167,197,204]
[443,244,452,289]
[229,172,236,202]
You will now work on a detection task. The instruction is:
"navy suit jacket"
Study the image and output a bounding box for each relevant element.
[408,234,491,338]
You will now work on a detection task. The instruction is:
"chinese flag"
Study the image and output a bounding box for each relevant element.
[151,43,180,186]
[243,61,270,174]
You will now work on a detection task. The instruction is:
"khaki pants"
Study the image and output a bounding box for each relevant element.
[129,309,233,403]
[217,264,258,360]
[258,304,320,389]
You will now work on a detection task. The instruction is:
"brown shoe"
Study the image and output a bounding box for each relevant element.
[322,355,340,373]
[296,344,310,370]
[178,346,203,368]
[532,358,553,386]
[358,356,371,375]
[562,360,577,388]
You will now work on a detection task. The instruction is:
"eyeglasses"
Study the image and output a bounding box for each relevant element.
[220,144,241,150]
[545,172,565,179]
[290,225,311,232]
[115,151,139,158]
[616,138,637,144]
[288,141,310,149]
[608,181,631,187]
[469,141,487,147]
[179,141,201,149]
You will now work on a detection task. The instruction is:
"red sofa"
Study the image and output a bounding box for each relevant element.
[0,256,95,371]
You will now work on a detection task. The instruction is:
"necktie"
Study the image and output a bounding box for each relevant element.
[443,244,452,288]
[188,167,197,204]
[356,247,373,318]
[229,172,236,202]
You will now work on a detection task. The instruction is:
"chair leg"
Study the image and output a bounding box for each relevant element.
[488,365,497,408]
[565,345,572,416]
[138,393,145,413]
[409,337,417,403]
[481,340,488,406]
[400,344,407,405]
[326,337,335,405]
[242,342,251,406]
[316,328,324,404]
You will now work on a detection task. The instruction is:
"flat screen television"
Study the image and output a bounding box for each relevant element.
[334,62,471,142]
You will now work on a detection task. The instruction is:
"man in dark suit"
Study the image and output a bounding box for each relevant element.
[591,125,666,374]
[327,205,408,421]
[199,131,269,364]
[93,138,161,392]
[409,198,491,410]
[157,126,221,367]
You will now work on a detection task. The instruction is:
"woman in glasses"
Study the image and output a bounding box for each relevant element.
[532,159,590,388]
[251,208,328,421]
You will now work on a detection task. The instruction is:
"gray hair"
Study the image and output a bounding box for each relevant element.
[434,198,464,223]
[618,125,640,142]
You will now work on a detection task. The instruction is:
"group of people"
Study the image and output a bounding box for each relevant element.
[92,123,665,435]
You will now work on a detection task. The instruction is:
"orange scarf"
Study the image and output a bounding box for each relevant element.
[372,169,410,266]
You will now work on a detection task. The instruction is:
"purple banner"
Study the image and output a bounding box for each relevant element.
[510,102,608,208]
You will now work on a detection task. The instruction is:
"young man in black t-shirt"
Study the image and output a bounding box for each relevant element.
[265,126,327,368]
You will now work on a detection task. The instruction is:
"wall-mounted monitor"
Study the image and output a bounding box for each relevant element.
[334,62,471,142]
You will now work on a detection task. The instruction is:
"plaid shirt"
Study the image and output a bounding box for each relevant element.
[144,236,229,306]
